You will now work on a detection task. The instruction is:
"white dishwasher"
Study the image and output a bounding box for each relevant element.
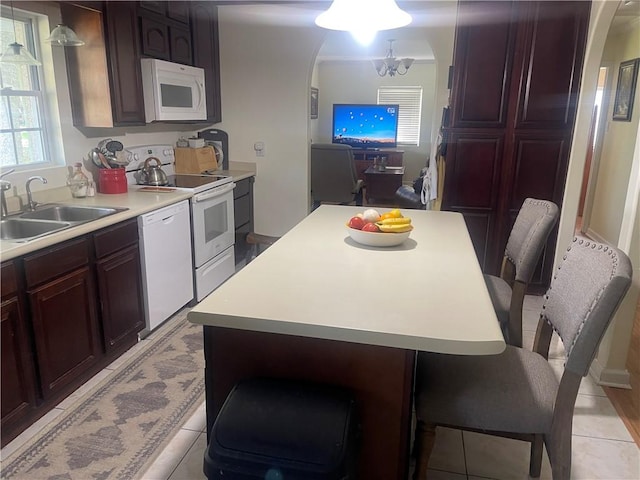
[138,200,194,336]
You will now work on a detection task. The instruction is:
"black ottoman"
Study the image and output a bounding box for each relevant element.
[204,378,359,480]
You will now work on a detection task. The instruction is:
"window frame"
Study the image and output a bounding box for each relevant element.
[1,5,53,170]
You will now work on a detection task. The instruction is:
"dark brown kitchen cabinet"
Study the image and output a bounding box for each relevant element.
[62,2,145,127]
[442,0,589,291]
[139,9,193,65]
[139,1,190,24]
[94,219,145,354]
[1,261,38,447]
[190,1,222,123]
[24,238,102,400]
[0,218,146,447]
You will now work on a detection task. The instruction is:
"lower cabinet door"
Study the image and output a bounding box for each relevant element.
[1,295,38,445]
[96,245,145,353]
[28,267,101,399]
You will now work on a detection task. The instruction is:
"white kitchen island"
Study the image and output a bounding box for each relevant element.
[189,205,505,479]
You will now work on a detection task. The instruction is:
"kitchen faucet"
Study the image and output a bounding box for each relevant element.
[26,176,48,211]
[0,168,15,220]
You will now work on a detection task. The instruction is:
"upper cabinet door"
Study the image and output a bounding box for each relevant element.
[170,25,193,65]
[514,1,590,129]
[140,16,171,60]
[450,1,518,128]
[191,2,222,123]
[61,2,145,127]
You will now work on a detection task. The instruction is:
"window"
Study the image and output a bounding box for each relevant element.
[0,8,49,168]
[377,86,422,146]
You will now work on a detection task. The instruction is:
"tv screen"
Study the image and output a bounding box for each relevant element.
[332,104,399,149]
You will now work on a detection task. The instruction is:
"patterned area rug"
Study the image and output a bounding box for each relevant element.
[1,309,205,480]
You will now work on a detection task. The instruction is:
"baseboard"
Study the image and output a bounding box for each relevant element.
[590,357,632,388]
[585,228,607,244]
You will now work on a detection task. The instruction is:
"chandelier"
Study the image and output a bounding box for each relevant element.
[373,39,414,77]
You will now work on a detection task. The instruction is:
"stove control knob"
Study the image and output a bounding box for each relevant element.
[133,153,139,161]
[163,149,172,156]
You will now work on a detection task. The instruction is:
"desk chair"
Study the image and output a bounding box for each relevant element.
[310,144,364,210]
[413,238,632,480]
[485,198,559,347]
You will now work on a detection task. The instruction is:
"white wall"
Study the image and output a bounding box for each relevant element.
[561,1,640,387]
[314,61,436,181]
[588,20,640,245]
[215,6,324,237]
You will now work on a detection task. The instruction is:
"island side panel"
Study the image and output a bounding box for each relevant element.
[203,326,415,480]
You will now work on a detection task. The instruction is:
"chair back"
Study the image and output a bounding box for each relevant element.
[541,238,632,377]
[505,198,559,284]
[310,144,359,204]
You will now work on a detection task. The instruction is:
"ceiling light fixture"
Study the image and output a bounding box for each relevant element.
[46,24,85,46]
[373,39,414,77]
[0,2,41,66]
[315,0,412,46]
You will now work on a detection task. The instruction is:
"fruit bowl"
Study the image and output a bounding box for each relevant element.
[346,225,412,247]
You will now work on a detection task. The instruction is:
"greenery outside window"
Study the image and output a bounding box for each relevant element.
[377,86,422,146]
[0,8,50,169]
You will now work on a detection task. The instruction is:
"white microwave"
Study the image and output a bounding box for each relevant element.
[140,58,207,122]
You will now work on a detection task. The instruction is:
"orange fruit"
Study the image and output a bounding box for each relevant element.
[389,209,403,218]
[379,212,395,221]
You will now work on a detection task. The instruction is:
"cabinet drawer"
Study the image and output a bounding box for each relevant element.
[94,219,139,259]
[24,237,90,288]
[233,178,251,199]
[1,261,18,297]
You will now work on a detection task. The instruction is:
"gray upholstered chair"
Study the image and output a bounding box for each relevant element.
[413,237,632,480]
[485,198,559,347]
[310,143,364,210]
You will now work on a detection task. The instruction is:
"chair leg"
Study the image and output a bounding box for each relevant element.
[529,434,544,477]
[413,420,436,480]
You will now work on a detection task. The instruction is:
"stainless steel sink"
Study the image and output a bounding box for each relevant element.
[1,218,71,242]
[20,205,127,222]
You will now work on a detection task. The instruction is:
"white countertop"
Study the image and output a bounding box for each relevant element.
[0,170,255,261]
[189,205,506,355]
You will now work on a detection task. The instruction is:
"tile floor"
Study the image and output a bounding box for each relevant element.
[2,297,639,479]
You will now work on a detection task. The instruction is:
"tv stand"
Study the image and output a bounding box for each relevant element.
[352,149,404,181]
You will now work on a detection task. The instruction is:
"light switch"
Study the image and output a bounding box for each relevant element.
[254,142,265,157]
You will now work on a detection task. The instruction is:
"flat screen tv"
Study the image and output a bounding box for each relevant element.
[332,104,399,149]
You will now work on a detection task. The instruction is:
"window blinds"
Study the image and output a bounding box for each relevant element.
[377,86,422,146]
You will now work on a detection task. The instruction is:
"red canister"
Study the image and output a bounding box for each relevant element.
[98,168,128,194]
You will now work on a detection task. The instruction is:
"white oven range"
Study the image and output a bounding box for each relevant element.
[126,145,236,304]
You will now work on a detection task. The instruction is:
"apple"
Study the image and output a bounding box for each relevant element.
[348,216,366,230]
[362,222,380,232]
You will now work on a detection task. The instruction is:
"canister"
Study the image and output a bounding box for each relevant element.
[98,168,128,194]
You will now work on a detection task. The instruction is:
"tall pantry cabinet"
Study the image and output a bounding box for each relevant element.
[442,1,590,290]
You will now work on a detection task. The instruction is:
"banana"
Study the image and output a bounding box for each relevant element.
[377,223,413,233]
[376,217,412,226]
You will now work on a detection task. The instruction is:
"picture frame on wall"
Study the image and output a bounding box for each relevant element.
[310,87,319,119]
[612,58,639,122]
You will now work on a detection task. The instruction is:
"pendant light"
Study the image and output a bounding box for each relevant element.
[46,24,85,46]
[315,0,412,46]
[0,2,41,66]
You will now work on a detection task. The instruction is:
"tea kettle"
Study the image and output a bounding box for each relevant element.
[139,157,168,186]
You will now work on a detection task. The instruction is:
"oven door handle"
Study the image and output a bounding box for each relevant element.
[193,183,236,202]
